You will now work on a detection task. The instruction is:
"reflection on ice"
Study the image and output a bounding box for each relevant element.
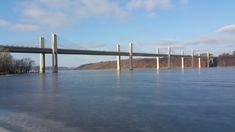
[0,112,83,132]
[0,127,11,132]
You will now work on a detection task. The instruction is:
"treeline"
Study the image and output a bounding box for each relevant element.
[76,52,235,70]
[0,52,34,74]
[217,53,235,67]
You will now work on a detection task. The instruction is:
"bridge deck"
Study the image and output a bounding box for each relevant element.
[0,45,200,58]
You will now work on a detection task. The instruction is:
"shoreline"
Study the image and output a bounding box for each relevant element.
[75,65,235,70]
[0,71,38,76]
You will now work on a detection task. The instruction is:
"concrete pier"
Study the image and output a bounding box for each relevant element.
[181,51,184,69]
[207,51,210,68]
[168,47,171,69]
[39,37,45,73]
[52,34,58,73]
[191,50,194,68]
[117,44,121,70]
[198,53,201,68]
[156,48,160,70]
[129,42,133,70]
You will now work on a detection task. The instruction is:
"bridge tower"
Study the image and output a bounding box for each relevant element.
[181,50,184,69]
[39,37,45,73]
[198,53,201,68]
[156,48,160,70]
[168,47,171,69]
[191,49,194,68]
[207,51,210,68]
[117,44,121,71]
[52,33,58,73]
[129,42,133,70]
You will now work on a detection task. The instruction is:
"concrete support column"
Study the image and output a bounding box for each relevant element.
[198,53,201,68]
[207,51,210,68]
[168,47,171,69]
[129,42,133,70]
[156,48,160,70]
[181,50,184,69]
[39,37,45,73]
[52,33,58,73]
[116,44,121,71]
[192,49,194,68]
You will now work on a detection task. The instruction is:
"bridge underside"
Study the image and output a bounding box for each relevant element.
[0,45,194,58]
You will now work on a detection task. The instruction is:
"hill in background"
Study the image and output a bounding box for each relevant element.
[75,57,208,70]
[75,53,235,70]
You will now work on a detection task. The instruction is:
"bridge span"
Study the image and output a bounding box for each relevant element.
[0,34,211,73]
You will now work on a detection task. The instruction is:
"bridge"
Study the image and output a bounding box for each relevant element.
[0,34,211,73]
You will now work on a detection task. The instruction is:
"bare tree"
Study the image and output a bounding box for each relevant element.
[0,51,35,74]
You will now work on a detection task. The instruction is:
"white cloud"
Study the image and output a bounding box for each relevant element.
[135,39,180,47]
[170,34,235,47]
[21,3,71,27]
[0,19,40,32]
[179,0,188,6]
[9,23,40,32]
[127,0,172,11]
[19,0,175,28]
[0,19,9,26]
[217,24,235,33]
[182,24,235,46]
[156,40,178,46]
[20,0,127,28]
[76,0,126,17]
[165,25,235,47]
[134,24,235,52]
[1,0,186,32]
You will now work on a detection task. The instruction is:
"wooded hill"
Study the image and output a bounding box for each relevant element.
[75,54,235,70]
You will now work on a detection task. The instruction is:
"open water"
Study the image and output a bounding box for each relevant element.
[0,68,235,132]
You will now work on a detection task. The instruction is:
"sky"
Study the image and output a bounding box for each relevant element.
[0,0,235,67]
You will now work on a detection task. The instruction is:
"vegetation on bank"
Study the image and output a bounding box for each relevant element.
[75,58,208,70]
[0,52,34,75]
[76,52,235,70]
[218,53,235,67]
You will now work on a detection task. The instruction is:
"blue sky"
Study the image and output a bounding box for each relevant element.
[1,0,235,67]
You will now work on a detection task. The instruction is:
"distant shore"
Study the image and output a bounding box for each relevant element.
[75,54,235,70]
[75,58,209,70]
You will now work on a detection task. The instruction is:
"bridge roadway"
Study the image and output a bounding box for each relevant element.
[0,45,196,58]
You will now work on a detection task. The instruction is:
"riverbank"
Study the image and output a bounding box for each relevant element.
[75,54,235,70]
[0,71,38,76]
[0,73,6,75]
[75,57,209,70]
